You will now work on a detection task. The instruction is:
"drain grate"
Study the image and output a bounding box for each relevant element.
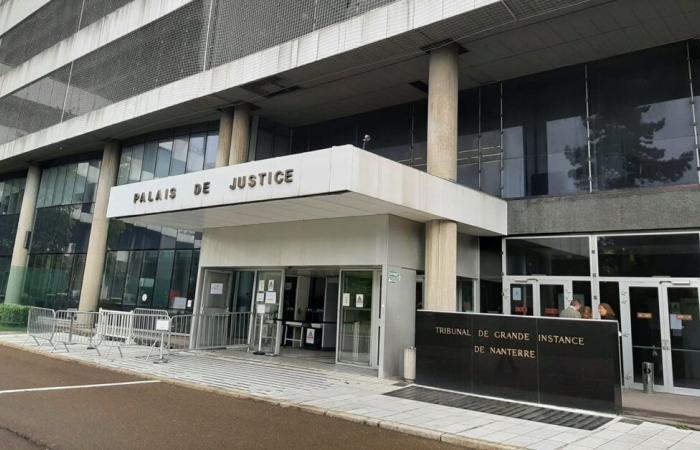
[385,386,613,430]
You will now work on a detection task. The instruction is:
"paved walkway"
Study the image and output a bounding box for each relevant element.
[2,334,699,450]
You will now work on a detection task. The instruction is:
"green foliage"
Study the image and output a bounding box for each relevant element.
[0,304,29,325]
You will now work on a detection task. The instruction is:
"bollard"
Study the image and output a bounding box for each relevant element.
[642,362,654,393]
[404,347,416,382]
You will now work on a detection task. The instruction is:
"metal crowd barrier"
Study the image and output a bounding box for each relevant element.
[96,308,135,357]
[25,307,252,358]
[27,307,56,348]
[53,310,100,353]
[170,312,251,351]
[132,308,169,346]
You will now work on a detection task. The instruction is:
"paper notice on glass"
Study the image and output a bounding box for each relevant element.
[210,283,224,295]
[356,294,364,308]
[342,293,350,306]
[267,279,275,291]
[256,304,266,314]
[305,328,315,344]
[258,280,265,292]
[512,287,522,301]
[265,291,277,304]
[256,292,265,303]
[172,297,187,309]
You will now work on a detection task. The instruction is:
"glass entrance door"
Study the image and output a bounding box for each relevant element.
[620,281,700,392]
[663,284,700,391]
[200,270,232,313]
[505,279,572,317]
[620,283,665,389]
[338,270,375,366]
[249,270,284,355]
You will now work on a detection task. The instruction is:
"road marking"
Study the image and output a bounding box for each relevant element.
[0,380,160,395]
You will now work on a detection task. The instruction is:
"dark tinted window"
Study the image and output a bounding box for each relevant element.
[503,66,588,197]
[598,234,700,277]
[589,43,696,190]
[506,237,590,276]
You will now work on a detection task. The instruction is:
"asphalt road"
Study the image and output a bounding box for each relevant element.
[0,345,461,450]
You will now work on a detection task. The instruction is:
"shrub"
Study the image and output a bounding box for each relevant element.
[0,304,30,326]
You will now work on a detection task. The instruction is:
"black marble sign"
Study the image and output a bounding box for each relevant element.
[415,311,622,414]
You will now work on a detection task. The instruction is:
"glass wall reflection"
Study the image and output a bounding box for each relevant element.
[22,159,101,309]
[256,41,700,199]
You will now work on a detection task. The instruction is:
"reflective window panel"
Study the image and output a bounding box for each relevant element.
[506,237,590,276]
[503,65,588,197]
[598,234,700,277]
[589,43,696,191]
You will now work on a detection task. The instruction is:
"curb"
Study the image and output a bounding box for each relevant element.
[0,340,513,449]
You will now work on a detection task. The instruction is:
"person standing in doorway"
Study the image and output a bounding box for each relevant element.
[581,306,593,319]
[598,303,617,321]
[560,299,582,319]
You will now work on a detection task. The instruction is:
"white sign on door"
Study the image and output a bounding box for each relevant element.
[258,280,265,292]
[267,279,275,291]
[355,294,364,308]
[256,292,265,303]
[305,328,315,344]
[210,283,224,295]
[342,293,350,306]
[512,287,522,301]
[265,291,277,304]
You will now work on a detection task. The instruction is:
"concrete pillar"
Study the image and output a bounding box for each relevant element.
[215,108,233,168]
[228,104,251,165]
[424,45,459,312]
[78,142,120,312]
[4,165,41,304]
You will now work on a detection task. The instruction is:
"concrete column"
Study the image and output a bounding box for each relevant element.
[424,45,459,312]
[228,104,251,165]
[215,108,233,168]
[4,165,41,304]
[78,142,120,312]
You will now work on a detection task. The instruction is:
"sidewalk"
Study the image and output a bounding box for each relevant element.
[1,333,698,450]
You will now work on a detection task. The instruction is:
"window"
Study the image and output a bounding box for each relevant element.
[597,234,700,277]
[22,159,100,308]
[502,66,588,197]
[589,43,696,190]
[116,127,219,183]
[506,237,590,276]
[479,236,502,314]
[186,133,206,173]
[457,278,475,312]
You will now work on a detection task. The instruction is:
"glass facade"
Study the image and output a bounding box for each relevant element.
[102,224,200,312]
[0,176,26,301]
[104,123,217,313]
[506,237,590,276]
[22,159,101,309]
[597,234,700,278]
[117,124,219,184]
[256,41,700,199]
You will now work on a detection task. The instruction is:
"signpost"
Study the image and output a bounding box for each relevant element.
[415,311,622,414]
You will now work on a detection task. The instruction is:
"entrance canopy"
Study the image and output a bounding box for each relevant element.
[106,146,507,235]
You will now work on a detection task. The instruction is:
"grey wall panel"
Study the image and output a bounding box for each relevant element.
[508,185,700,235]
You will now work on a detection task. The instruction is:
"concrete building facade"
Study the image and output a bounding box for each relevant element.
[1,0,700,393]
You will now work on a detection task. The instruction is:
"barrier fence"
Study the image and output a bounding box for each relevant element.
[25,307,252,359]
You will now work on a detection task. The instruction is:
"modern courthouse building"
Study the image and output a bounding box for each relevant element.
[0,0,700,394]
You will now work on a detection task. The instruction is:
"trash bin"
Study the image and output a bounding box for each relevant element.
[404,347,416,382]
[642,362,654,393]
